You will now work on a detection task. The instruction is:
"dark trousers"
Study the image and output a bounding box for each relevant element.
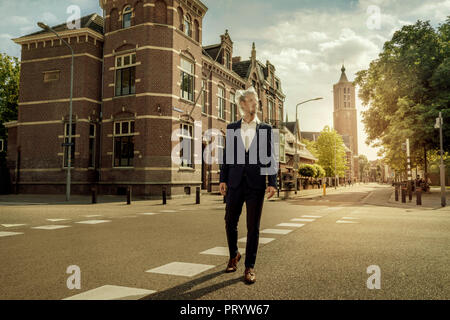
[224,178,265,269]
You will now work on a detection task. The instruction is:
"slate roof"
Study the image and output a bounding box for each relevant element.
[23,13,104,37]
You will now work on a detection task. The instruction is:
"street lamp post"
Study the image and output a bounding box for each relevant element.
[435,112,446,207]
[38,22,74,201]
[294,98,323,194]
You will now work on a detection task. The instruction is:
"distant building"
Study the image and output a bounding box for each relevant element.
[333,65,359,181]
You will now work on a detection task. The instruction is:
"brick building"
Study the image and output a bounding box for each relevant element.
[333,65,359,181]
[5,0,286,197]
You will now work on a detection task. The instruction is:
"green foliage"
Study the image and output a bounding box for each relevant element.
[0,53,20,140]
[354,18,450,172]
[312,164,326,178]
[358,154,370,180]
[298,164,316,178]
[301,138,318,158]
[316,126,347,177]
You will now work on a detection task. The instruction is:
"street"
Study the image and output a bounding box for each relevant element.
[0,183,449,300]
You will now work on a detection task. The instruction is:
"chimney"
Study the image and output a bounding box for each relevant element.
[232,56,241,63]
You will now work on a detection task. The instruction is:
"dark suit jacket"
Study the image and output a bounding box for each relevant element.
[219,119,278,190]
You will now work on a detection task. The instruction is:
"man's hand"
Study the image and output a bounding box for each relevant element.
[266,186,276,199]
[219,182,227,196]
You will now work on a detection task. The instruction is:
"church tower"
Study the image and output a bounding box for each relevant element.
[333,65,358,155]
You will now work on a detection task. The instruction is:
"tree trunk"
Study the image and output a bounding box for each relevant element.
[423,144,428,179]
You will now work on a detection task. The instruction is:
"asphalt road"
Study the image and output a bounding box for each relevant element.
[0,183,448,300]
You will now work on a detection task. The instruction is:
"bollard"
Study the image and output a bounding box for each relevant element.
[416,187,422,205]
[395,185,399,201]
[162,187,167,205]
[408,182,412,202]
[91,187,97,204]
[401,187,406,203]
[126,186,132,205]
[323,183,326,196]
[196,187,200,204]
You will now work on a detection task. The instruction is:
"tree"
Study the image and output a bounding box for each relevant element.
[355,18,450,174]
[298,164,316,178]
[0,53,20,149]
[312,164,326,178]
[358,154,370,181]
[315,126,347,177]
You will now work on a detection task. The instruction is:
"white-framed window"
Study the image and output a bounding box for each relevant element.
[201,79,207,113]
[63,123,76,168]
[230,92,237,122]
[184,14,192,37]
[268,99,274,122]
[225,51,231,69]
[179,122,194,168]
[180,57,194,101]
[0,138,4,152]
[114,120,135,167]
[123,6,132,28]
[279,133,286,163]
[115,52,136,96]
[88,124,96,168]
[218,87,225,120]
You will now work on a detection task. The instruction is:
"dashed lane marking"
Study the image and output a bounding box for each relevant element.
[76,220,111,225]
[0,231,24,238]
[200,246,246,256]
[46,219,70,222]
[1,224,27,228]
[301,215,322,218]
[276,223,305,228]
[260,229,293,235]
[146,262,216,277]
[336,220,359,224]
[238,237,275,244]
[290,218,315,222]
[32,225,71,230]
[63,285,156,300]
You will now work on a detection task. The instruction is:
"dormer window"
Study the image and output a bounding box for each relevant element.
[184,14,192,37]
[123,6,132,28]
[225,51,231,69]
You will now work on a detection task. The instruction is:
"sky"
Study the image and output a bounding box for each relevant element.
[1,0,449,160]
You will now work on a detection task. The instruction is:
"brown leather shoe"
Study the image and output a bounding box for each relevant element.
[225,252,241,273]
[244,267,256,284]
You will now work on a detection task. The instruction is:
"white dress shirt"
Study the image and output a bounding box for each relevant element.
[240,115,260,151]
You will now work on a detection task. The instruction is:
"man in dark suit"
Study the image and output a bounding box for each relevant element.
[219,86,278,284]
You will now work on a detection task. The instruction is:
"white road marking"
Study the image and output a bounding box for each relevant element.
[63,285,156,300]
[200,247,246,256]
[336,220,359,224]
[84,215,102,218]
[1,224,26,228]
[76,220,111,225]
[291,218,315,222]
[146,262,215,277]
[342,217,359,220]
[32,225,71,230]
[261,229,293,235]
[160,210,177,213]
[302,215,322,218]
[238,237,275,244]
[0,231,24,238]
[324,207,342,211]
[276,223,305,228]
[46,219,70,222]
[139,212,161,216]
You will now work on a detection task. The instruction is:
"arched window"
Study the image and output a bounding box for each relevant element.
[194,19,200,42]
[177,7,184,30]
[123,6,132,28]
[184,14,192,37]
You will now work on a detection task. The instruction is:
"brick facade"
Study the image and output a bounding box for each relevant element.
[6,0,286,197]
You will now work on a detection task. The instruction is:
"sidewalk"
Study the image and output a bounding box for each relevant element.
[387,186,450,210]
